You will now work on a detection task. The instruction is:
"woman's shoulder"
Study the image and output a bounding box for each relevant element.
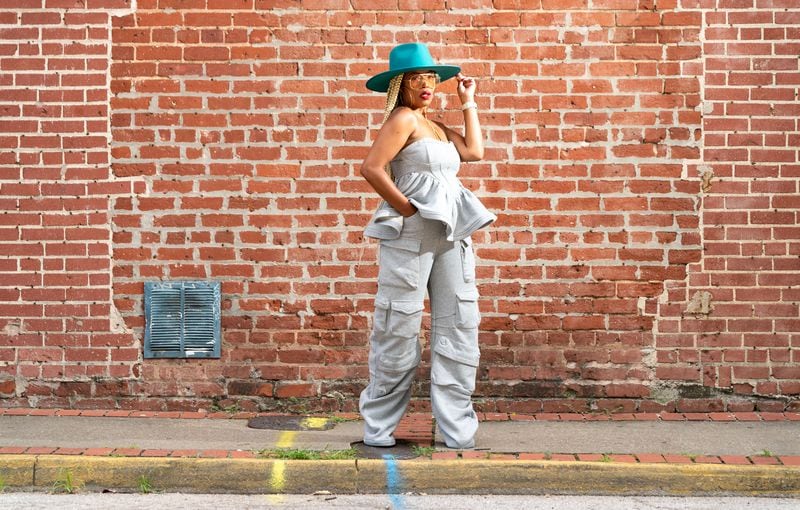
[386,106,418,125]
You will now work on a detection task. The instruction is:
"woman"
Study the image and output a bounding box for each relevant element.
[359,43,496,449]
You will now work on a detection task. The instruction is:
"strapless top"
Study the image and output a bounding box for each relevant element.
[364,138,496,241]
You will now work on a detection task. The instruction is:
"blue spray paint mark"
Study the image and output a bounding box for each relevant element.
[382,454,405,510]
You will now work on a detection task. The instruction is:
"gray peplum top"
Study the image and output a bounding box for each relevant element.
[364,138,497,241]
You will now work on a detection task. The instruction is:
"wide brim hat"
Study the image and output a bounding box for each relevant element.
[366,43,461,92]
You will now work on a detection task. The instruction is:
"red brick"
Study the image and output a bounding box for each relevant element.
[720,456,752,465]
[26,447,58,454]
[663,455,693,464]
[4,409,32,416]
[461,451,488,459]
[517,453,548,461]
[635,454,666,463]
[508,414,536,421]
[693,456,723,464]
[105,410,132,418]
[610,414,636,421]
[78,410,108,417]
[550,454,578,462]
[751,456,781,466]
[199,450,230,458]
[0,447,27,454]
[141,449,171,457]
[54,447,86,455]
[83,448,115,456]
[230,450,256,459]
[489,453,517,461]
[608,454,638,463]
[27,409,57,416]
[482,413,509,422]
[179,412,209,419]
[112,448,142,457]
[169,449,201,458]
[709,413,736,422]
[55,410,82,417]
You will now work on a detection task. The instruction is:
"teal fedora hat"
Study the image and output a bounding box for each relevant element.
[366,43,461,92]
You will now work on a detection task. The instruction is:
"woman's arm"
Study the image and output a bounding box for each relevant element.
[359,107,419,217]
[442,73,483,162]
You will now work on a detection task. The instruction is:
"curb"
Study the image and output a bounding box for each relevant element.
[2,446,799,467]
[2,455,800,496]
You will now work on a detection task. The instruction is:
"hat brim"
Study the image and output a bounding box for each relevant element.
[366,65,461,92]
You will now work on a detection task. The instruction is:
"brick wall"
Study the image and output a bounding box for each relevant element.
[1,0,797,413]
[654,0,800,412]
[0,0,139,408]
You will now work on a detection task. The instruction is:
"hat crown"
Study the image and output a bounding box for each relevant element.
[388,43,437,72]
[365,42,460,92]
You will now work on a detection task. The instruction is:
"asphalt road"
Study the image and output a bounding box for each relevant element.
[0,493,797,509]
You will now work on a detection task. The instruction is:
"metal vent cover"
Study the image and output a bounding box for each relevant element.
[144,281,221,359]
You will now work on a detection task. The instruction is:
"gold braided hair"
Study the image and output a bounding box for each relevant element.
[381,73,404,181]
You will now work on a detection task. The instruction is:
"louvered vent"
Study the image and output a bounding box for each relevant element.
[144,281,221,359]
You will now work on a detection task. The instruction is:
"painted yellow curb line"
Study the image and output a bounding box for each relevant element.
[0,455,35,487]
[1,455,799,496]
[0,455,357,494]
[355,459,800,496]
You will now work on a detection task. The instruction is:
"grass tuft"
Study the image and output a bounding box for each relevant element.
[411,445,437,458]
[256,447,357,460]
[138,474,153,494]
[52,468,81,494]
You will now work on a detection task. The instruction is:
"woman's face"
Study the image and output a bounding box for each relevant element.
[401,71,440,109]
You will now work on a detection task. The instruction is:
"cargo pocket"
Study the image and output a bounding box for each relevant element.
[460,238,476,283]
[378,342,420,374]
[374,341,420,398]
[455,289,480,329]
[378,237,422,290]
[431,337,480,395]
[388,300,425,338]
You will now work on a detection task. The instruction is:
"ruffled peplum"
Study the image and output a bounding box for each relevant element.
[364,138,496,241]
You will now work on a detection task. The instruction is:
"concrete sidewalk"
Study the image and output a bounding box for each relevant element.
[1,409,799,496]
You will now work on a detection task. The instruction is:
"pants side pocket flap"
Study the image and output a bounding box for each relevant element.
[456,289,479,302]
[379,348,420,373]
[391,299,425,315]
[432,340,480,367]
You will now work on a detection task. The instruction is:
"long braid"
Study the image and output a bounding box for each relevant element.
[381,73,404,181]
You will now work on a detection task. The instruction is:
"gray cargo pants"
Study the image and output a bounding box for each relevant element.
[359,212,481,449]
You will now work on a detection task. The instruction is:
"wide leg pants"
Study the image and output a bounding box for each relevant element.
[359,212,481,449]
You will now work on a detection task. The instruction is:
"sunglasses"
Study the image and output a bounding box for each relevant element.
[404,72,440,89]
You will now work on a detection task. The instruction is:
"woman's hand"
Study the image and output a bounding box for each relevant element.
[456,72,476,103]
